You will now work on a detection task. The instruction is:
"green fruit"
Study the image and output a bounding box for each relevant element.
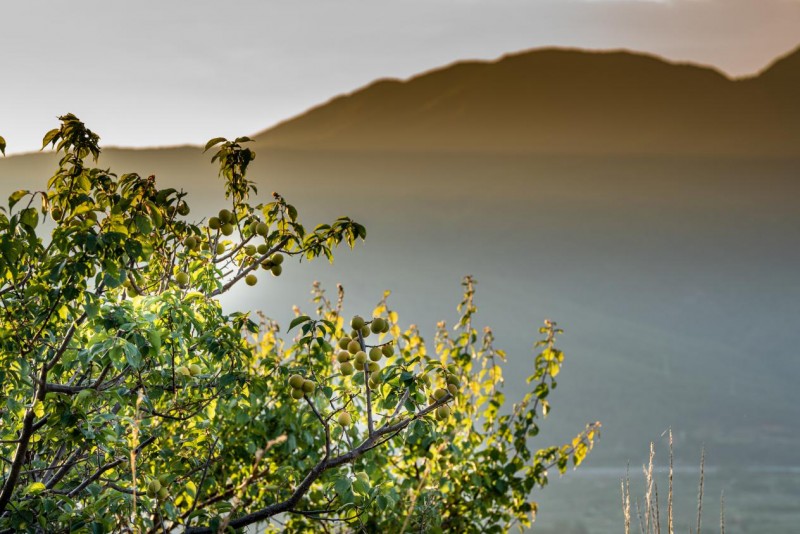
[177,366,192,377]
[446,374,461,387]
[175,272,190,288]
[177,202,190,216]
[189,364,202,376]
[337,412,352,427]
[336,351,351,363]
[158,486,168,500]
[361,325,371,338]
[382,344,394,357]
[208,217,221,230]
[261,259,274,270]
[347,339,361,354]
[338,337,352,350]
[270,253,284,265]
[85,211,98,222]
[146,487,156,498]
[382,321,390,333]
[184,236,197,249]
[350,329,359,339]
[447,383,458,396]
[201,241,210,251]
[288,374,305,389]
[148,479,161,493]
[436,405,451,420]
[371,317,386,333]
[447,364,459,375]
[354,360,365,371]
[340,362,355,376]
[216,243,226,255]
[51,207,63,221]
[245,274,258,286]
[257,244,268,255]
[301,380,315,394]
[420,374,432,387]
[218,209,233,224]
[256,222,269,236]
[369,347,382,361]
[354,351,368,365]
[291,388,305,399]
[368,361,380,373]
[270,264,282,276]
[249,221,259,234]
[370,371,383,385]
[244,244,257,256]
[433,388,448,401]
[221,223,234,236]
[350,316,365,330]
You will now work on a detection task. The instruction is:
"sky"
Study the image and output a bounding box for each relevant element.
[1,0,798,155]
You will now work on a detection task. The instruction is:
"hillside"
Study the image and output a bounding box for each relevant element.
[254,47,800,157]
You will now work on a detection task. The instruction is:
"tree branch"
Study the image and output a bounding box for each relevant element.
[209,238,288,297]
[182,394,452,534]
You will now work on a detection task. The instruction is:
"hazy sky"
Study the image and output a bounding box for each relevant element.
[1,0,798,154]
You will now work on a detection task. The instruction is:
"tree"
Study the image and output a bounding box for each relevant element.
[0,115,599,533]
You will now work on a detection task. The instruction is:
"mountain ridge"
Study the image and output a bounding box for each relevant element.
[253,45,800,157]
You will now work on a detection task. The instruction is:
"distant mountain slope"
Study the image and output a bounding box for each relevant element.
[254,47,800,157]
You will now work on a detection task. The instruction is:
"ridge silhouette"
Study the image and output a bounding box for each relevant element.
[255,46,800,157]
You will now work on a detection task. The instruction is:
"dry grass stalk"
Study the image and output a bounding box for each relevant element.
[643,442,655,533]
[622,474,632,534]
[696,447,705,534]
[668,429,674,534]
[622,436,724,534]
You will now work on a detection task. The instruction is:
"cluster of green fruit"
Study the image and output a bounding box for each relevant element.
[176,364,202,378]
[430,388,452,421]
[121,275,142,296]
[287,374,316,400]
[207,208,239,237]
[335,316,394,386]
[257,252,284,278]
[146,476,170,500]
[423,367,461,421]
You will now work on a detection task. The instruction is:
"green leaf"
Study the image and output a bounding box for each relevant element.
[20,208,38,229]
[333,476,351,497]
[41,128,60,149]
[353,476,369,496]
[25,482,46,495]
[134,214,152,234]
[288,315,311,332]
[204,137,226,152]
[8,190,28,210]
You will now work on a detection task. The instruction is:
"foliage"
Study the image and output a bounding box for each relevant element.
[0,116,598,533]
